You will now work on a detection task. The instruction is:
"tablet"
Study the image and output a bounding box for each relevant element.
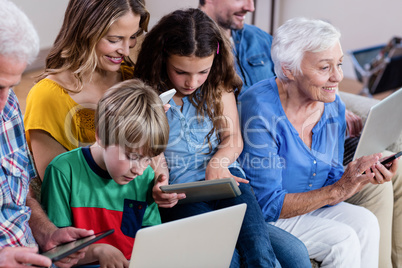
[41,229,114,262]
[160,178,242,204]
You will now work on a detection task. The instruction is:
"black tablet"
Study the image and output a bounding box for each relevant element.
[41,229,114,262]
[160,178,242,204]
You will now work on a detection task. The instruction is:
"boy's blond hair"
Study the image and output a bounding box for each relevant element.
[95,79,169,157]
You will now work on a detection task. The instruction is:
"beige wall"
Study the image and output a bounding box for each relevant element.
[146,0,402,79]
[146,0,198,29]
[12,0,68,48]
[15,0,402,79]
[273,0,402,80]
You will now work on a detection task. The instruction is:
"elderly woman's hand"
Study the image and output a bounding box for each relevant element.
[329,153,381,205]
[369,154,400,184]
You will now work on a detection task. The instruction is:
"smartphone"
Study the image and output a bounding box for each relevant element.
[41,229,114,262]
[159,89,176,105]
[380,151,402,167]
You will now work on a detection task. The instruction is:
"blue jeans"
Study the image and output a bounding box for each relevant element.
[231,223,311,268]
[267,223,311,268]
[160,168,277,267]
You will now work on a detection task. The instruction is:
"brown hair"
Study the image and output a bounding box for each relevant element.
[39,0,149,92]
[134,8,242,149]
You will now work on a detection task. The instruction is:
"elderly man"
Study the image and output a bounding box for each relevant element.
[0,1,93,267]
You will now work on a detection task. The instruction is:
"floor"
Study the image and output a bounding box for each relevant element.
[14,69,396,115]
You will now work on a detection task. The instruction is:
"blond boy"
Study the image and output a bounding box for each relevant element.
[41,79,169,266]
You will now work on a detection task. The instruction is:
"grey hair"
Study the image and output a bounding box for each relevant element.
[272,17,341,82]
[0,0,39,64]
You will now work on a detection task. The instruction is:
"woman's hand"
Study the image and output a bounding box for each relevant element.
[369,154,399,184]
[152,174,186,208]
[329,153,381,205]
[93,244,129,268]
[205,163,248,184]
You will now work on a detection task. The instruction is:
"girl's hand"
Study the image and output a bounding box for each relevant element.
[205,164,248,184]
[153,174,186,208]
[163,104,171,113]
[93,244,129,268]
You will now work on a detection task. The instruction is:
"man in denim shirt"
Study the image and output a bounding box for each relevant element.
[0,1,93,266]
[199,0,275,96]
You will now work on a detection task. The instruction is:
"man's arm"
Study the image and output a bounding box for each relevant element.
[26,185,94,268]
[26,187,58,248]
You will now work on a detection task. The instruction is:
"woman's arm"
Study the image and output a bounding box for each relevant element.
[26,189,93,268]
[280,154,380,218]
[205,90,247,183]
[29,129,67,180]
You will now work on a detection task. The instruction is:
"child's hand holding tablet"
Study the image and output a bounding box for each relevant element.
[160,178,242,204]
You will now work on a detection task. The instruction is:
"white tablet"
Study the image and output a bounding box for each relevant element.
[160,178,242,204]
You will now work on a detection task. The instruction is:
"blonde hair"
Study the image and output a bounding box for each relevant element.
[95,79,169,157]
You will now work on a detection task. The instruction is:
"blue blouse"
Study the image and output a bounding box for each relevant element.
[165,96,244,184]
[238,77,346,222]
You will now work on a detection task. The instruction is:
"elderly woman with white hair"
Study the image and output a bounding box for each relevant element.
[238,17,399,267]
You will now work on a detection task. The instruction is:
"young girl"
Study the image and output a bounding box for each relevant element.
[134,8,277,267]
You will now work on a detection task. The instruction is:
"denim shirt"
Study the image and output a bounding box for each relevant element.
[232,24,276,96]
[165,96,244,184]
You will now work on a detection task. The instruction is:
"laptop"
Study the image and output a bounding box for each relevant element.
[129,204,247,268]
[343,87,402,165]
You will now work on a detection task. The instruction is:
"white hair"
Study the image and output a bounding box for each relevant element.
[0,0,39,64]
[272,17,341,82]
